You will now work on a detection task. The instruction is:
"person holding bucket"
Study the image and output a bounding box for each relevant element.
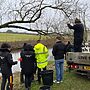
[52,36,66,84]
[34,40,49,84]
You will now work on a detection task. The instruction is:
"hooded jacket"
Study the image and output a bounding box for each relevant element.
[21,44,36,74]
[34,43,48,69]
[0,48,17,76]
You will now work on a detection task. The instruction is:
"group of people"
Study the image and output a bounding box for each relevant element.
[52,18,84,84]
[19,40,49,90]
[0,40,49,90]
[0,18,84,90]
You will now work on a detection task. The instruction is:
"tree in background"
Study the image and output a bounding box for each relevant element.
[0,0,89,36]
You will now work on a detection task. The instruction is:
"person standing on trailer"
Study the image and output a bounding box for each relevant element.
[67,18,84,52]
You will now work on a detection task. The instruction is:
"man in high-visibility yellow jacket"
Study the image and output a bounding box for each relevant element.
[34,40,49,84]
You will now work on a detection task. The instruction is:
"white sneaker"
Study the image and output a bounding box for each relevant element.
[60,80,63,83]
[53,80,57,83]
[56,81,60,84]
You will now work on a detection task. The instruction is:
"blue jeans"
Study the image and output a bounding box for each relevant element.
[55,59,64,81]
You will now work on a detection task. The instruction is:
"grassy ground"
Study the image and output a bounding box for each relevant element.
[0,33,55,50]
[0,61,90,90]
[0,33,50,42]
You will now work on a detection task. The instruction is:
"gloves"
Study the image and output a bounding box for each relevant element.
[14,61,18,64]
[18,58,22,62]
[67,23,70,25]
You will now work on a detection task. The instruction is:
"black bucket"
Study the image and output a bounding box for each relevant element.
[39,85,51,90]
[40,70,53,86]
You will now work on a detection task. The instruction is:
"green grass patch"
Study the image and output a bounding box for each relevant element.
[0,33,50,42]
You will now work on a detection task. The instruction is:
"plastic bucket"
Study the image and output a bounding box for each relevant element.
[39,85,51,90]
[40,70,53,86]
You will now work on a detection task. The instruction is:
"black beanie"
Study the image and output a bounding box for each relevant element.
[1,43,11,49]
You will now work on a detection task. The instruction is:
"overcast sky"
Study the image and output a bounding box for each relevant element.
[1,0,90,33]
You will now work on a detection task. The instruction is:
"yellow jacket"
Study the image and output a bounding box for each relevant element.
[34,43,49,69]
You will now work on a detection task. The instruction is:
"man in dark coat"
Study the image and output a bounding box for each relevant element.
[0,43,17,90]
[67,18,84,52]
[20,43,27,84]
[52,36,66,83]
[20,44,36,90]
[65,41,73,52]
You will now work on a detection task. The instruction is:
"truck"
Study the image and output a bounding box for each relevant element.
[66,44,90,78]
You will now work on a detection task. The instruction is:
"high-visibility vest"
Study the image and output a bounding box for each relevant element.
[34,43,49,69]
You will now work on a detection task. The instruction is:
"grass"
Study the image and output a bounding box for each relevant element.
[0,61,90,90]
[0,33,50,42]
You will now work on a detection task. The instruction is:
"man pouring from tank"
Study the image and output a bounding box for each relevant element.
[67,18,84,52]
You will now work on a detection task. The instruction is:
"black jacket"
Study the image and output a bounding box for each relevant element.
[20,49,24,68]
[67,23,84,42]
[52,41,66,60]
[0,48,17,76]
[21,44,36,74]
[65,43,73,52]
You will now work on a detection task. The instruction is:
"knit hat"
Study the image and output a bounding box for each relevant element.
[75,18,81,23]
[1,43,11,49]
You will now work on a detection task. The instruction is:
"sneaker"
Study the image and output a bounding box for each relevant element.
[56,81,60,84]
[53,80,57,83]
[60,80,63,83]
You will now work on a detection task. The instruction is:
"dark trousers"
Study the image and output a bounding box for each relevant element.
[31,63,37,81]
[25,74,33,88]
[74,44,82,52]
[1,75,13,90]
[74,40,82,52]
[20,69,24,83]
[37,67,46,83]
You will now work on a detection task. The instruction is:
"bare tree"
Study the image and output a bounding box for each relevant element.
[0,0,88,35]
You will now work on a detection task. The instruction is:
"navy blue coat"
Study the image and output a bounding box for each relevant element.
[52,41,66,60]
[0,49,17,76]
[21,44,36,74]
[67,23,84,52]
[67,23,84,43]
